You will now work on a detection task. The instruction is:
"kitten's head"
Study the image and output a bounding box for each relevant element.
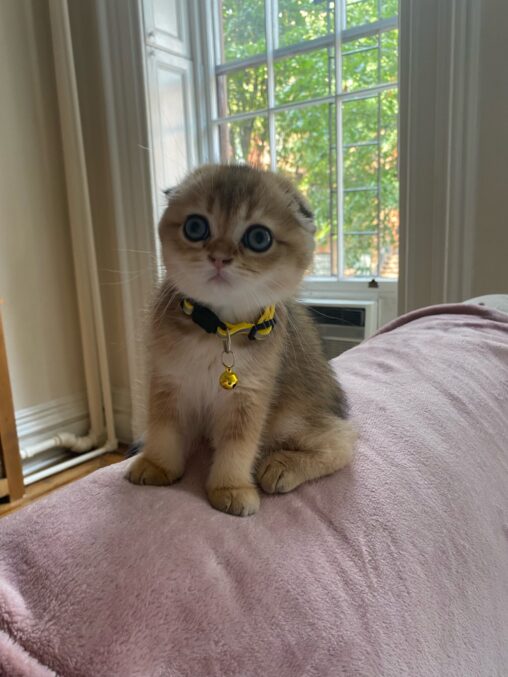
[158,164,315,315]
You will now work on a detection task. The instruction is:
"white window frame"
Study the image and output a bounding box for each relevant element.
[191,0,399,315]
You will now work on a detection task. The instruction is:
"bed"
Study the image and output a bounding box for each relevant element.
[1,303,507,676]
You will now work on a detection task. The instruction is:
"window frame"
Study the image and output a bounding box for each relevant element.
[193,0,399,306]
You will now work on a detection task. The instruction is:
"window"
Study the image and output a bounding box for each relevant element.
[207,0,399,281]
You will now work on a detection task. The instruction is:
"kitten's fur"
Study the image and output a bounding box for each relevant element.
[127,165,356,516]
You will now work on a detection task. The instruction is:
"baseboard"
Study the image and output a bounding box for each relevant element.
[15,393,89,451]
[112,387,133,444]
[14,389,134,458]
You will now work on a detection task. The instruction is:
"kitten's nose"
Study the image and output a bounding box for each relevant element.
[208,255,233,270]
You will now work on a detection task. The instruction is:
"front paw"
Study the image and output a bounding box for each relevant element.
[256,452,298,494]
[126,454,182,486]
[207,486,260,516]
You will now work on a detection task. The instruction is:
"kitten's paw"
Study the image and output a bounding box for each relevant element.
[256,452,300,494]
[207,486,260,517]
[126,454,182,486]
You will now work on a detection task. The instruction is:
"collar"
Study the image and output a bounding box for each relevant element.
[181,298,276,341]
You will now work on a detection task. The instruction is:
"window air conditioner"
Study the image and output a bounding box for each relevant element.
[301,299,378,360]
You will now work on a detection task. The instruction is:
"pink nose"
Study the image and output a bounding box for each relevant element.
[208,255,233,270]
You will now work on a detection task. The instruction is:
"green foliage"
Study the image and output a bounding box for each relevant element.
[346,0,378,28]
[221,0,266,61]
[220,65,267,116]
[219,0,399,277]
[225,117,269,167]
[276,0,333,46]
[344,146,378,187]
[382,0,399,20]
[275,49,334,105]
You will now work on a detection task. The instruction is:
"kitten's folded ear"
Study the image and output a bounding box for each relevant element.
[294,196,315,229]
[163,187,174,202]
[273,174,316,234]
[289,194,316,234]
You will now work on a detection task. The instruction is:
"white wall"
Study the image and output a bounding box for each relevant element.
[0,1,86,420]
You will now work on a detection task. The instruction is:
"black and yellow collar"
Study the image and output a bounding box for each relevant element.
[181,298,276,341]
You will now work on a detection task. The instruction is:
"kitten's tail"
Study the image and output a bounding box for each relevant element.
[125,436,144,458]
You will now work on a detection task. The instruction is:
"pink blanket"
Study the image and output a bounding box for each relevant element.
[1,304,508,676]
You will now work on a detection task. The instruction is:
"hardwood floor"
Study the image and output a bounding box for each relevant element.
[0,451,125,518]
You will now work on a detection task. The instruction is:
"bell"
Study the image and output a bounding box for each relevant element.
[219,367,238,390]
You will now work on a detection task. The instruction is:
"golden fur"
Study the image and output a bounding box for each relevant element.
[127,165,356,516]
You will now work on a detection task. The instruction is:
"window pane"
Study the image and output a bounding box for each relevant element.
[219,116,270,168]
[218,0,265,62]
[276,104,337,276]
[276,0,334,48]
[343,190,378,233]
[381,0,398,19]
[345,0,378,28]
[342,42,379,92]
[381,87,398,128]
[379,89,399,278]
[275,49,334,105]
[381,29,398,84]
[217,65,268,117]
[344,234,379,277]
[343,96,378,144]
[343,144,378,189]
[342,30,396,93]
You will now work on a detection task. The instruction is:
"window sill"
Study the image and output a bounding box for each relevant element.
[301,276,397,299]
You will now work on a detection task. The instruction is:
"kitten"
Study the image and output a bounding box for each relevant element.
[127,164,356,516]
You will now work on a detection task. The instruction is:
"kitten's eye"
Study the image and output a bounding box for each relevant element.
[242,225,273,253]
[183,215,210,242]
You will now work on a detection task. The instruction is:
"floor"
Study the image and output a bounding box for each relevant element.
[0,451,125,518]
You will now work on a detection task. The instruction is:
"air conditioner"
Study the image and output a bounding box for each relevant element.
[301,299,378,360]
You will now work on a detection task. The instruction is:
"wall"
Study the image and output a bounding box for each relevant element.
[399,0,508,314]
[472,0,508,296]
[0,0,87,440]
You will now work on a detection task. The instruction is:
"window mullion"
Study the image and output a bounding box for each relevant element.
[338,82,397,104]
[207,0,221,162]
[376,31,382,278]
[265,0,276,172]
[272,0,279,50]
[342,16,397,42]
[336,0,345,279]
[213,84,398,126]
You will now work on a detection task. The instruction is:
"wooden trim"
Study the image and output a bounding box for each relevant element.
[0,478,9,499]
[0,304,24,501]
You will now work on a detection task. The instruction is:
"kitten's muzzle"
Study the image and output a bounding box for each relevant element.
[208,255,233,270]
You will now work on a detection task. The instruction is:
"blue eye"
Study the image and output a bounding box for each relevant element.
[242,225,273,253]
[183,215,209,242]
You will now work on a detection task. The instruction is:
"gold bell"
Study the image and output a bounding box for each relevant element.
[219,367,238,390]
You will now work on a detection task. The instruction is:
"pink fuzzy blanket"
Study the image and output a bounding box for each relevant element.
[1,304,507,676]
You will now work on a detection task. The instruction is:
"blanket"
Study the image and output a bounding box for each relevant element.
[1,304,507,676]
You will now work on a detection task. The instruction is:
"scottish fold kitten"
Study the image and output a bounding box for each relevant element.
[127,165,356,516]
